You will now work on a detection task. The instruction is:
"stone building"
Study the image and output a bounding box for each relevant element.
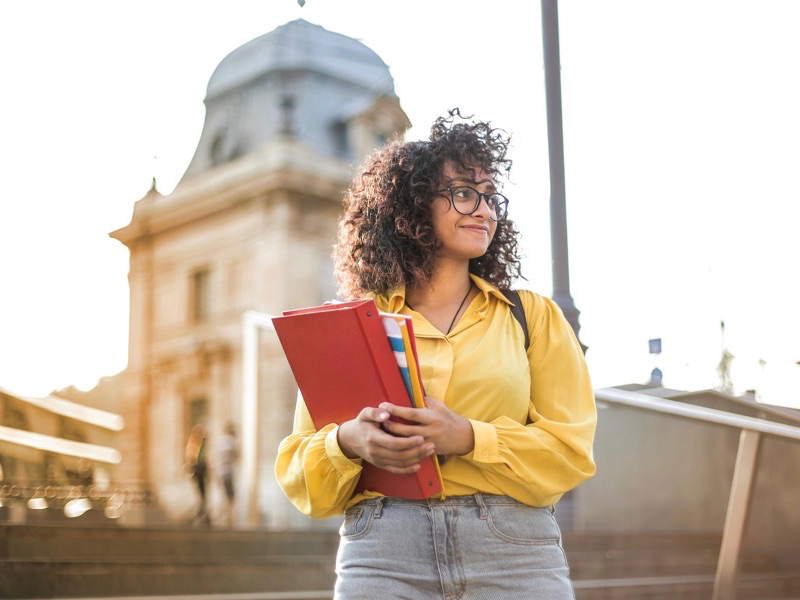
[110,19,410,526]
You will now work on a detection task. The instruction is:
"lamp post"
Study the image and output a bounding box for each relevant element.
[541,0,586,353]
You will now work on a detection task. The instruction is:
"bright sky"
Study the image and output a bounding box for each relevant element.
[1,1,798,407]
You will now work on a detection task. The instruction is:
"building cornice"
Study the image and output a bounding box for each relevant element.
[110,138,352,247]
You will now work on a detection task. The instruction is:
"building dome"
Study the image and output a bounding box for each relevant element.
[207,19,395,99]
[178,19,406,185]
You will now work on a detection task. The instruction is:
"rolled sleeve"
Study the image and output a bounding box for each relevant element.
[324,426,364,474]
[275,394,365,518]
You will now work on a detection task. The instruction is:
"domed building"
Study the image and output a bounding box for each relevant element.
[111,20,410,527]
[182,19,404,180]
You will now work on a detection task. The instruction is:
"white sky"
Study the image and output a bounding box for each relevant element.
[0,1,798,407]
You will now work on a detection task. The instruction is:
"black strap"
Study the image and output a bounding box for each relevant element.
[500,289,530,351]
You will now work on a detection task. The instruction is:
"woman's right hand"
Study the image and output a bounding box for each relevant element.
[337,407,435,474]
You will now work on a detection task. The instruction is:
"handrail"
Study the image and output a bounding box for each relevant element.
[594,386,799,600]
[594,387,800,441]
[668,389,800,426]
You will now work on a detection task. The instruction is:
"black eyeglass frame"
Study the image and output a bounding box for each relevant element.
[436,186,509,221]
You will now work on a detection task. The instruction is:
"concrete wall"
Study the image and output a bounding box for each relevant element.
[574,402,800,570]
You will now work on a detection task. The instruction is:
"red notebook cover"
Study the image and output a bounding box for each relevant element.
[272,299,442,499]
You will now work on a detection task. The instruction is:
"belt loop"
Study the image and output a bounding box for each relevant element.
[374,496,385,518]
[475,493,488,520]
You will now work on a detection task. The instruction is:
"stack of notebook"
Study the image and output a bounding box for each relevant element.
[272,299,444,499]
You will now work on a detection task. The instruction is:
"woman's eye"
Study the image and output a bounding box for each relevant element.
[453,188,472,200]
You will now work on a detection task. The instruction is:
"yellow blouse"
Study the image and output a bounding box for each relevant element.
[275,274,597,518]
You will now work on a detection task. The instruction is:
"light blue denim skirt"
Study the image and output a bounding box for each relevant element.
[335,493,574,600]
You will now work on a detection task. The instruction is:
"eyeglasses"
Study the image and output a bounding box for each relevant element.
[437,186,509,221]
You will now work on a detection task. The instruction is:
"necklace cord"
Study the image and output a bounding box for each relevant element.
[405,283,473,335]
[447,283,473,334]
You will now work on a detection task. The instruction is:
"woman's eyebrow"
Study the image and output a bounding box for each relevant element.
[446,177,497,190]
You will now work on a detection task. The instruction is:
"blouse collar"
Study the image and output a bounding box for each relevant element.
[380,273,515,313]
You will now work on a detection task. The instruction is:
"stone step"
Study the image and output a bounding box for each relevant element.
[7,525,729,560]
[10,570,800,600]
[562,530,722,552]
[573,572,800,600]
[75,595,332,600]
[0,558,337,598]
[3,524,798,599]
[0,524,339,561]
[31,594,334,600]
[567,547,778,579]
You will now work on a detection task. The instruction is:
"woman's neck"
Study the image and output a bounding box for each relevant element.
[406,258,472,310]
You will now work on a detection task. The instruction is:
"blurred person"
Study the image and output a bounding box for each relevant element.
[77,459,94,489]
[217,422,239,527]
[184,424,210,526]
[276,110,597,599]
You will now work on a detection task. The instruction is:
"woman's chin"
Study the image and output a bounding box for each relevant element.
[451,250,491,262]
[467,244,491,258]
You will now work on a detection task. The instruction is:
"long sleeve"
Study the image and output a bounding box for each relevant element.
[460,292,597,506]
[274,392,364,518]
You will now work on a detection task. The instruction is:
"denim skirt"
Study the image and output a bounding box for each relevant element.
[334,494,574,600]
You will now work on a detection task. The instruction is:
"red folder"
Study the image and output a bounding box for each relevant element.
[272,299,442,499]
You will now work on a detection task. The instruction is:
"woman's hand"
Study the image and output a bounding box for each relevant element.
[337,406,435,474]
[380,397,475,456]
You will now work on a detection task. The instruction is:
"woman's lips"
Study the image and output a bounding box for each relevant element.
[461,225,489,234]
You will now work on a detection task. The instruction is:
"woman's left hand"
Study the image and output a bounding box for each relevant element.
[380,397,475,456]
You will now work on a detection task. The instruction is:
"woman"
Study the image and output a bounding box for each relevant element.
[276,110,596,599]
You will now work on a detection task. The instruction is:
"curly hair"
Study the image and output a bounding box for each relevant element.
[333,109,524,299]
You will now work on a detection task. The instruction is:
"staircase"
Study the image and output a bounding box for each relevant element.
[0,524,338,599]
[2,524,800,599]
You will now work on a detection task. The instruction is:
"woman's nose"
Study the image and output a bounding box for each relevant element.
[473,195,493,219]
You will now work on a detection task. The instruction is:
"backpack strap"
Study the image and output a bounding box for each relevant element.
[500,289,530,351]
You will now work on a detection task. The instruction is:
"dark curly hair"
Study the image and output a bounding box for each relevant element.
[334,109,523,299]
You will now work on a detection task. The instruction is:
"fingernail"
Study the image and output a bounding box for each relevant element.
[379,411,389,419]
[412,464,420,472]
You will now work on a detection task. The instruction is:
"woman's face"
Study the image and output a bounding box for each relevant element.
[431,161,498,262]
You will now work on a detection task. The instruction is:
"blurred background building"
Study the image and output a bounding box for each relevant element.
[108,19,409,527]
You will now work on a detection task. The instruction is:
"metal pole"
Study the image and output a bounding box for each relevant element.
[541,0,585,352]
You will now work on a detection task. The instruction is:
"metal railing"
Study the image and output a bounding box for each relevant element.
[594,387,800,600]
